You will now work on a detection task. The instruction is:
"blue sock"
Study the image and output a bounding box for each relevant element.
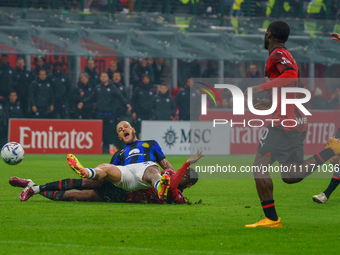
[86,168,96,179]
[154,180,160,190]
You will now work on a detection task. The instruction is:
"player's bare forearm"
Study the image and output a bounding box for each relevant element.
[158,158,175,171]
[254,98,272,110]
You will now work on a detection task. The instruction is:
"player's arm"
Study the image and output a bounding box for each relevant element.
[154,140,175,171]
[254,98,272,110]
[168,151,204,201]
[259,69,298,91]
[247,69,298,99]
[158,158,175,171]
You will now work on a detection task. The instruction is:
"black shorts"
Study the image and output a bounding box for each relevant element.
[257,124,307,164]
[94,180,128,203]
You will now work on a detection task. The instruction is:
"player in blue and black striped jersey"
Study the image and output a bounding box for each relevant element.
[110,121,175,172]
[110,140,165,166]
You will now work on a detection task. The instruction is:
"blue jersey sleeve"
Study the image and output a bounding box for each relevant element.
[154,140,166,162]
[110,151,122,165]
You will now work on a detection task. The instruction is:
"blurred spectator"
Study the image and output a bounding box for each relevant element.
[131,59,154,86]
[329,87,340,109]
[154,84,176,120]
[13,57,33,117]
[51,62,71,119]
[28,69,54,118]
[176,78,200,120]
[286,0,301,18]
[311,88,332,110]
[0,102,7,147]
[32,56,50,79]
[84,59,100,87]
[72,73,94,119]
[178,60,201,88]
[202,60,218,78]
[307,0,327,19]
[7,90,23,118]
[246,63,261,78]
[88,0,124,12]
[107,60,121,80]
[131,74,156,121]
[153,58,166,85]
[0,54,14,102]
[92,72,131,152]
[112,71,128,122]
[229,0,244,17]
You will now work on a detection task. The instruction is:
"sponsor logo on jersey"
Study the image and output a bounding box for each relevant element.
[129,148,140,156]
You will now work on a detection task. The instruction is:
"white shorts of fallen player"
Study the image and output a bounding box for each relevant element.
[115,161,158,191]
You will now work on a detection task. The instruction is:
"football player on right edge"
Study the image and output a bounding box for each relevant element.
[244,21,340,228]
[312,33,340,203]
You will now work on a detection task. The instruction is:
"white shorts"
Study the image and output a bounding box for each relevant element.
[115,161,158,191]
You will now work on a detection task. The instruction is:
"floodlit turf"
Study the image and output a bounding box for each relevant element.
[1,154,340,255]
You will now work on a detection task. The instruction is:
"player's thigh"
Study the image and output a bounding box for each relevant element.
[64,190,102,201]
[96,163,122,184]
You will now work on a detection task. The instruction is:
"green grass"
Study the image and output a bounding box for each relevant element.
[1,154,340,255]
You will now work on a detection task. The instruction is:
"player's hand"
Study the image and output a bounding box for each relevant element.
[331,33,340,43]
[32,105,37,113]
[244,85,263,99]
[49,105,54,112]
[254,98,271,110]
[186,150,204,165]
[126,104,132,112]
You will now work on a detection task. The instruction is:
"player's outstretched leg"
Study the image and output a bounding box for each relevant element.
[280,137,340,183]
[67,154,96,179]
[157,174,170,200]
[9,177,34,188]
[67,154,122,184]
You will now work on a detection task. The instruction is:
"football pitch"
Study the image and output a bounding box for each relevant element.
[1,154,340,255]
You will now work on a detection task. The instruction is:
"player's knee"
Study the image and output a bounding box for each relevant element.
[96,163,111,172]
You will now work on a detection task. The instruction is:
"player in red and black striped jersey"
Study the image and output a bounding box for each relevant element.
[245,21,340,228]
[9,151,201,204]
